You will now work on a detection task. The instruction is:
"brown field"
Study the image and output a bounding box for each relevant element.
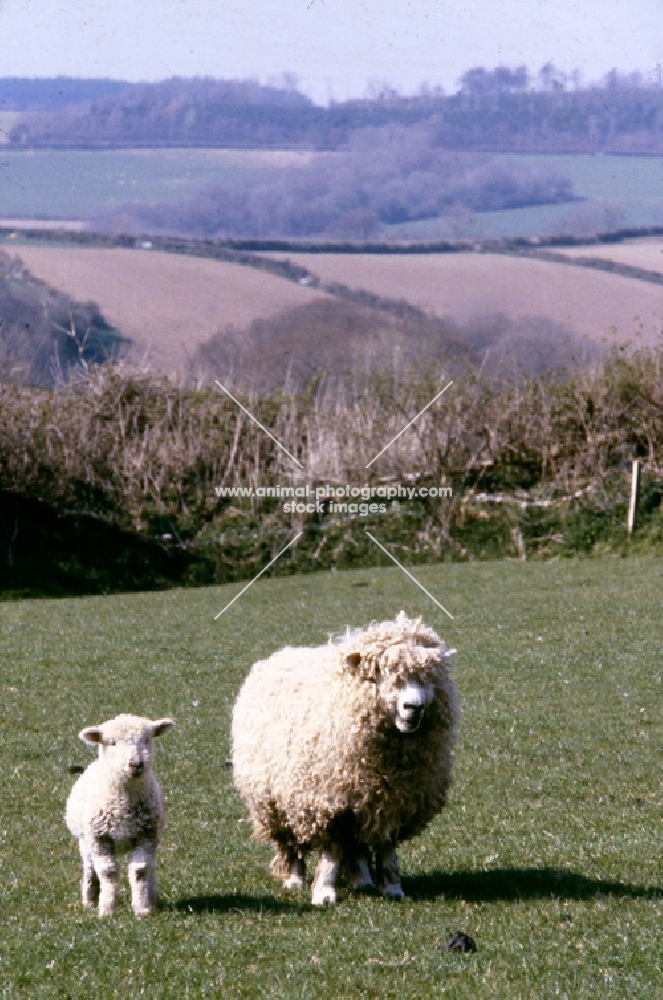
[271,251,663,347]
[558,239,663,275]
[10,246,329,371]
[9,244,663,376]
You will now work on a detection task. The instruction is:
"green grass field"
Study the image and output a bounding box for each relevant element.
[0,556,660,998]
[0,148,320,218]
[2,148,663,238]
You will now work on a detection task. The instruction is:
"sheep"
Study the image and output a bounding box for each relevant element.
[65,714,175,917]
[232,611,457,905]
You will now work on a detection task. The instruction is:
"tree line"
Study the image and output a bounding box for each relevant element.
[7,68,663,153]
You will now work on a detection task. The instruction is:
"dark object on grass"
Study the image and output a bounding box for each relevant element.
[67,765,85,775]
[444,931,477,953]
[221,760,233,770]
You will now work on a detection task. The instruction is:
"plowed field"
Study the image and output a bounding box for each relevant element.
[11,246,329,371]
[272,251,663,346]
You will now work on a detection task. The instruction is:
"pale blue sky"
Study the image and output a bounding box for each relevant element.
[1,0,662,102]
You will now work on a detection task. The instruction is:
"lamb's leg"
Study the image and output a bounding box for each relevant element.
[91,838,119,917]
[128,843,158,918]
[79,840,100,908]
[270,844,307,889]
[376,843,405,900]
[311,842,341,906]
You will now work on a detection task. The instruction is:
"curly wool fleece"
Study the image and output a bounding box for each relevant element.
[232,612,458,852]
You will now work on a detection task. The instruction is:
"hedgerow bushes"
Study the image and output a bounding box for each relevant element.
[0,346,661,593]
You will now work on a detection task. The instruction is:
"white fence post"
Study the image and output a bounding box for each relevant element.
[627,459,640,538]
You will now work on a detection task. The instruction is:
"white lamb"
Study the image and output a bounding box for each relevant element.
[232,612,458,905]
[65,714,176,917]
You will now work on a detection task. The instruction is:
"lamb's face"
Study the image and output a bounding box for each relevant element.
[80,714,175,781]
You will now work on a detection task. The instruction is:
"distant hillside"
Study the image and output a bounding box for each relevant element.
[8,71,663,153]
[9,77,318,148]
[10,239,632,385]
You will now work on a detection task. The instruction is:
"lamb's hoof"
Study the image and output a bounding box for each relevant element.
[311,885,337,906]
[97,905,116,918]
[132,905,153,919]
[382,884,405,900]
[283,873,306,889]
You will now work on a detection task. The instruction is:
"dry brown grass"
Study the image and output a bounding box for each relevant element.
[12,246,330,372]
[269,251,663,347]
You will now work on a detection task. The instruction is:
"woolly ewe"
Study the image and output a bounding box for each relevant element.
[65,714,175,917]
[232,612,458,905]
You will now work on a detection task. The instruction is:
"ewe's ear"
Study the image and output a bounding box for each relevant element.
[79,726,104,746]
[151,718,176,738]
[345,653,362,670]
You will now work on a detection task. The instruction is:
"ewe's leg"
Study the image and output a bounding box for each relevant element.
[344,843,376,891]
[270,843,306,889]
[128,843,158,918]
[351,852,375,890]
[79,841,99,908]
[376,844,405,900]
[91,838,119,917]
[311,843,341,906]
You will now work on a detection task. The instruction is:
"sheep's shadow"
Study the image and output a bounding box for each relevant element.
[172,868,660,914]
[403,867,661,902]
[173,893,308,915]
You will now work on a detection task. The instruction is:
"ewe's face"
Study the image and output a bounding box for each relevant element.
[345,653,435,733]
[80,715,175,780]
[393,677,435,732]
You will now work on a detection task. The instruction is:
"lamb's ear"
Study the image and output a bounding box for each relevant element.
[345,652,362,671]
[442,647,457,661]
[79,726,104,746]
[151,718,176,738]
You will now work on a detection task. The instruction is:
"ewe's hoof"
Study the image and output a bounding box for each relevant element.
[350,879,377,893]
[348,857,376,891]
[382,885,405,900]
[311,886,337,906]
